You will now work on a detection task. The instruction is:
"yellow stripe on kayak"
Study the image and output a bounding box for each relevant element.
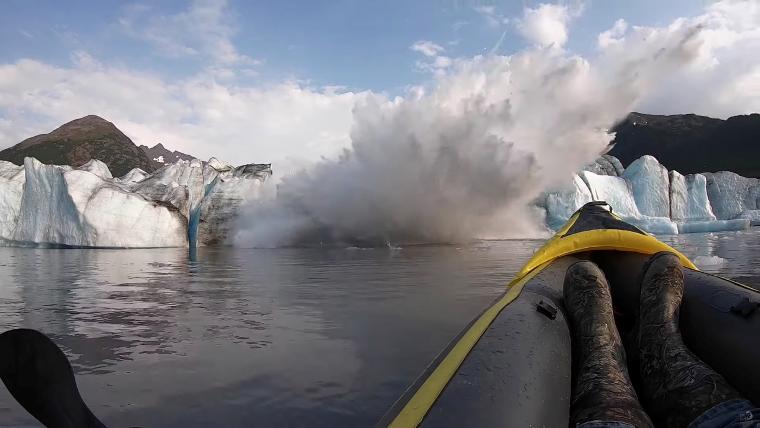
[388,261,552,428]
[517,229,697,277]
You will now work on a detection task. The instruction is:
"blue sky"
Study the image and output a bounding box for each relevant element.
[0,0,705,93]
[1,0,757,166]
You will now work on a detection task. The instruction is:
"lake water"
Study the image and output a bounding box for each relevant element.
[0,230,759,427]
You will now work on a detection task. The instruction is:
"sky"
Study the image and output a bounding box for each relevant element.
[0,0,758,170]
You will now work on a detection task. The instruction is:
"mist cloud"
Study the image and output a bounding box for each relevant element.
[234,15,707,246]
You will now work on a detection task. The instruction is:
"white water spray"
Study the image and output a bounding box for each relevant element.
[234,14,708,247]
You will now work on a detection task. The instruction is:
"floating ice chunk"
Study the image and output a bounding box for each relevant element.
[693,255,726,268]
[624,215,679,235]
[736,210,760,226]
[544,174,592,229]
[704,171,760,219]
[676,219,749,234]
[77,159,112,179]
[580,171,640,218]
[622,155,670,218]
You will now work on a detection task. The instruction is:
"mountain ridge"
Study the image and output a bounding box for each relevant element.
[0,115,156,177]
[609,112,760,178]
[139,142,196,166]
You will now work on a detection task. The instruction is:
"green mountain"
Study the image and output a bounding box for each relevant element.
[0,115,157,177]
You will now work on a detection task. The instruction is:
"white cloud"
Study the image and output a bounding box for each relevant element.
[119,0,258,67]
[0,56,368,176]
[410,40,445,57]
[410,41,453,77]
[517,3,571,48]
[603,0,760,117]
[597,19,628,48]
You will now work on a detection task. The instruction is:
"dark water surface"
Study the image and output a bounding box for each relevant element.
[0,231,759,427]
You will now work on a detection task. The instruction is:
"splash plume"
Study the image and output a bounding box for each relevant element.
[234,12,709,247]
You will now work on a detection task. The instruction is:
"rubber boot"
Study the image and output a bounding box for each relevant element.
[564,261,653,427]
[638,252,743,428]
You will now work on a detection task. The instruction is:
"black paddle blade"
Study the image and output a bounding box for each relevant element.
[0,328,106,428]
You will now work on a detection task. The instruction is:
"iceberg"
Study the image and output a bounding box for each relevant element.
[625,216,679,235]
[580,170,678,234]
[676,219,749,234]
[0,156,270,248]
[580,171,640,218]
[684,174,717,221]
[622,155,670,218]
[543,174,592,230]
[542,154,755,235]
[704,172,760,220]
[669,171,688,221]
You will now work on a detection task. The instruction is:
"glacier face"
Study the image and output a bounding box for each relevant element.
[0,156,270,248]
[542,154,755,235]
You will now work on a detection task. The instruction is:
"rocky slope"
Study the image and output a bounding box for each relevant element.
[609,112,760,178]
[139,143,196,167]
[0,115,157,177]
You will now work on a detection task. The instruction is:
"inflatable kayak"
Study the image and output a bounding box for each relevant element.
[379,201,760,427]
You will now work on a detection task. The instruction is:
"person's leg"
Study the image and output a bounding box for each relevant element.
[564,261,653,427]
[638,252,744,427]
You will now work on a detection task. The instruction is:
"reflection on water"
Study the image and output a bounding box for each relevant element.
[0,241,542,427]
[0,231,758,427]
